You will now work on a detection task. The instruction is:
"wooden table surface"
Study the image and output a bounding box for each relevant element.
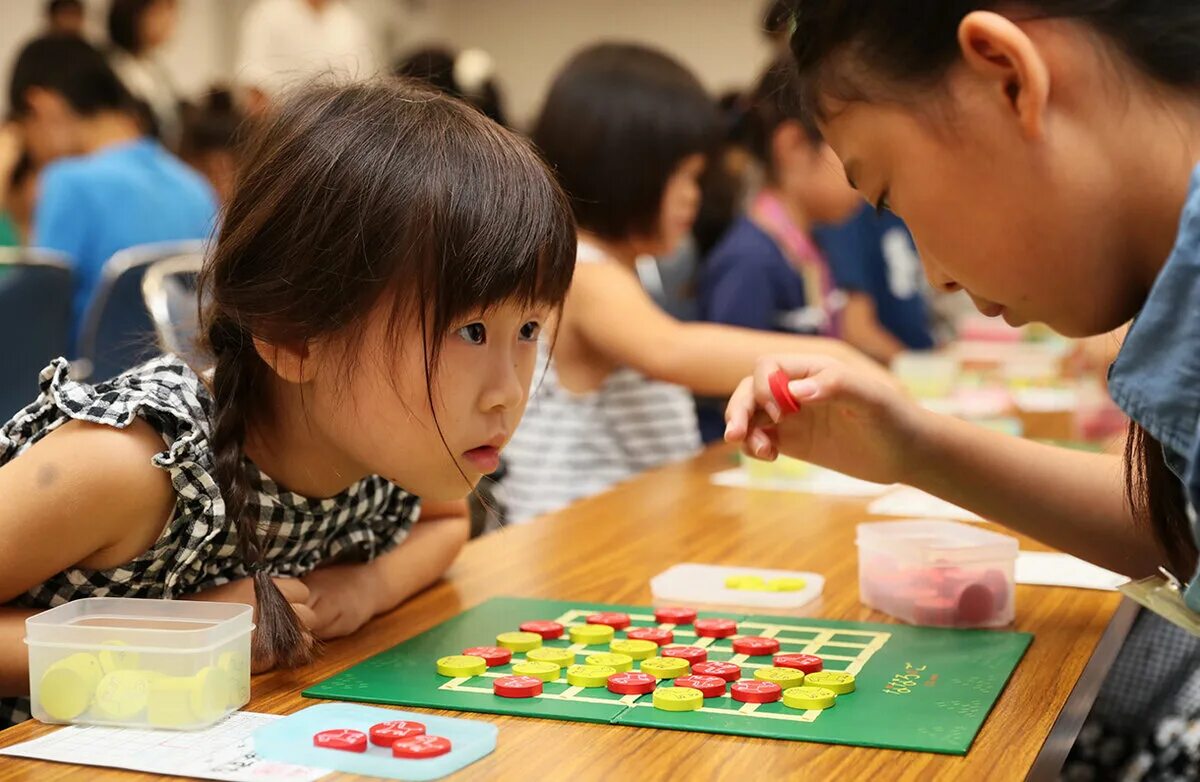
[0,445,1134,782]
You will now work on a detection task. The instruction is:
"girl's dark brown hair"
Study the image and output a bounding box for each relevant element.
[785,0,1200,576]
[198,80,575,668]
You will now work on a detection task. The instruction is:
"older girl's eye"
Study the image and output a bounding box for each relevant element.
[519,321,542,341]
[458,323,487,345]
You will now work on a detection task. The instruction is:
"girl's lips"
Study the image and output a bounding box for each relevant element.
[463,445,500,473]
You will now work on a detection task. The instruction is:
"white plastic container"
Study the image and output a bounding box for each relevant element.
[856,520,1018,628]
[26,597,253,729]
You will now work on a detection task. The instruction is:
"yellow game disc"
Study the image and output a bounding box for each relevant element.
[496,631,543,652]
[753,666,806,689]
[767,577,807,592]
[39,666,94,721]
[804,671,856,694]
[569,624,615,646]
[566,664,617,687]
[525,647,576,667]
[436,655,488,677]
[190,666,233,722]
[610,639,657,660]
[640,656,690,679]
[782,686,837,710]
[512,661,561,682]
[653,686,704,712]
[147,676,196,728]
[584,652,633,673]
[218,651,251,708]
[93,670,154,720]
[98,640,140,674]
[51,653,103,690]
[724,574,768,591]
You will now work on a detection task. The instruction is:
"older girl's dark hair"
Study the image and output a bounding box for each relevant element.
[532,43,720,242]
[198,79,575,668]
[786,0,1200,576]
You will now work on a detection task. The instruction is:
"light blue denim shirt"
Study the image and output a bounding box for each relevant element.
[1108,162,1200,612]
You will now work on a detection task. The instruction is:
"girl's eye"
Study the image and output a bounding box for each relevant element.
[519,321,542,341]
[458,323,487,345]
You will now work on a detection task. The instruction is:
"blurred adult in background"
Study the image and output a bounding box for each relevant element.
[237,0,376,114]
[8,36,216,343]
[107,0,183,148]
[180,88,243,204]
[394,46,508,127]
[46,0,86,38]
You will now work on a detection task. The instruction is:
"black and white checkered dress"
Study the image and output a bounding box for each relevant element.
[0,355,421,727]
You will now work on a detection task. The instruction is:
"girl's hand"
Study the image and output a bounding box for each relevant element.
[185,576,317,673]
[300,563,382,641]
[724,355,929,486]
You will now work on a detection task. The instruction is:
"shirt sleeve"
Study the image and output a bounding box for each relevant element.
[815,206,873,292]
[33,167,87,266]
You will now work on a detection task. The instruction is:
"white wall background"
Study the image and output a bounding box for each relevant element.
[1,0,773,126]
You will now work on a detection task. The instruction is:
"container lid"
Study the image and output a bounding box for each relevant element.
[856,519,1018,565]
[25,597,253,652]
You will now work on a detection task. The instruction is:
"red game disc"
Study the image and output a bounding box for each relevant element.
[519,620,565,639]
[606,671,658,695]
[955,583,997,625]
[653,606,698,625]
[769,369,801,415]
[674,675,727,698]
[586,612,632,630]
[313,729,368,753]
[731,636,781,656]
[368,720,425,747]
[730,680,783,703]
[694,618,738,638]
[773,654,824,674]
[392,734,452,759]
[914,596,957,625]
[625,627,673,645]
[462,646,512,667]
[493,675,544,698]
[692,661,741,682]
[660,646,707,665]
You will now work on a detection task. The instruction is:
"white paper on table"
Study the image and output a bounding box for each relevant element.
[710,467,892,497]
[1015,551,1129,591]
[0,711,328,781]
[867,485,984,522]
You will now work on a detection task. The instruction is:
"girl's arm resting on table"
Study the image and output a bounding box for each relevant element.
[570,262,879,396]
[0,419,174,695]
[364,499,470,616]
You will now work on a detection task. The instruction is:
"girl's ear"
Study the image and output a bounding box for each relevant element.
[252,337,321,385]
[957,11,1051,140]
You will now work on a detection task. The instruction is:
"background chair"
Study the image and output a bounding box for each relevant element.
[0,248,74,421]
[142,252,208,373]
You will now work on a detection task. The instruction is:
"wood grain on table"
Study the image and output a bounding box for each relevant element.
[0,445,1130,781]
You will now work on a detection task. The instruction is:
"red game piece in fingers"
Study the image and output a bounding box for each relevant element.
[694,618,738,638]
[586,612,632,630]
[769,369,801,415]
[607,671,658,695]
[313,729,368,752]
[392,734,452,759]
[692,661,742,682]
[493,675,544,698]
[654,606,698,625]
[674,675,727,698]
[661,646,707,665]
[730,680,783,703]
[369,720,425,747]
[462,646,512,667]
[625,627,673,645]
[519,620,564,639]
[731,636,781,656]
[773,654,824,674]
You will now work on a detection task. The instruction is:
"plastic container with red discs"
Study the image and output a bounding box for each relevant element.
[856,520,1018,628]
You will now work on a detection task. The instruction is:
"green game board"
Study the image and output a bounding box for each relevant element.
[303,597,1033,755]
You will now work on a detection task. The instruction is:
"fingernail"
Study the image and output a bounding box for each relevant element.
[789,380,818,400]
[765,401,781,423]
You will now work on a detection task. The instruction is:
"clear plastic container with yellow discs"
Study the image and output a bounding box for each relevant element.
[26,597,253,730]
